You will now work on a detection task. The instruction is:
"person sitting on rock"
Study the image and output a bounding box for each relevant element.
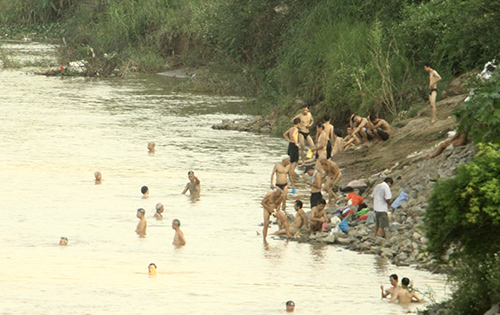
[272,200,309,236]
[367,114,391,144]
[426,131,468,159]
[309,199,327,236]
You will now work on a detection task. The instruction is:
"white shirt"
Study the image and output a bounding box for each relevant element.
[371,182,392,212]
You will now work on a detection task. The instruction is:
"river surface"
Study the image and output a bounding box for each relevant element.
[0,42,449,314]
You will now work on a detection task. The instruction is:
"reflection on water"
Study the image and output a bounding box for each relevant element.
[0,42,449,315]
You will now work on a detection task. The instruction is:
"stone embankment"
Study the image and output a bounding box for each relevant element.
[288,143,476,271]
[212,116,273,133]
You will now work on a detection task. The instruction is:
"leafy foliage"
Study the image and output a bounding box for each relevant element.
[425,144,500,314]
[454,71,500,145]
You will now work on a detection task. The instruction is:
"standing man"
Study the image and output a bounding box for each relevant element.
[322,115,334,159]
[319,157,342,204]
[181,170,201,195]
[424,63,442,124]
[283,118,300,175]
[261,188,292,240]
[371,177,393,238]
[305,164,323,208]
[270,155,295,212]
[311,122,328,160]
[291,104,315,165]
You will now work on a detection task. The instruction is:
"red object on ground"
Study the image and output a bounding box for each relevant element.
[359,214,368,221]
[347,192,364,206]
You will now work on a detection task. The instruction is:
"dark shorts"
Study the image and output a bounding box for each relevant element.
[375,211,389,229]
[299,130,310,140]
[276,183,287,190]
[376,128,390,141]
[429,88,438,95]
[364,128,374,140]
[326,140,332,159]
[288,142,299,163]
[310,192,323,208]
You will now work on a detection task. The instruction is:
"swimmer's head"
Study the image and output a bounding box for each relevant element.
[281,155,290,165]
[187,171,195,180]
[390,274,398,285]
[59,237,68,246]
[286,300,295,312]
[141,186,149,195]
[137,208,145,218]
[148,263,157,274]
[294,200,303,209]
[155,203,164,213]
[94,171,102,181]
[147,141,155,152]
[172,219,181,227]
[401,277,410,287]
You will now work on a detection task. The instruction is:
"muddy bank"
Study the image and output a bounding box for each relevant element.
[212,115,273,133]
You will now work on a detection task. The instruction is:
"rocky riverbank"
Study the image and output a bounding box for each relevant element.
[212,115,273,133]
[285,142,476,271]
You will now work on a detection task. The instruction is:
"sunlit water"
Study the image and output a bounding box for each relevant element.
[0,42,449,314]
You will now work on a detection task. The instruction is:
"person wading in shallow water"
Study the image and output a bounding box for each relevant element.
[261,188,292,241]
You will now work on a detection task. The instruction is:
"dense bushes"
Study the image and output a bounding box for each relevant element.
[1,0,500,125]
[425,143,500,314]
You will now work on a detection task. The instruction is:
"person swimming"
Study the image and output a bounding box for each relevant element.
[59,237,68,246]
[148,263,157,275]
[141,186,149,198]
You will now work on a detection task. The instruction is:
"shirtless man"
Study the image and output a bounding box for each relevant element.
[424,63,442,124]
[390,277,421,303]
[172,219,186,246]
[148,263,157,276]
[309,199,327,236]
[427,131,468,159]
[305,164,323,208]
[271,200,309,236]
[181,170,200,195]
[270,155,295,212]
[312,122,328,161]
[283,118,300,175]
[322,115,334,159]
[291,104,315,165]
[261,188,292,240]
[367,114,391,144]
[331,129,344,157]
[154,203,164,219]
[136,208,147,237]
[344,115,368,148]
[319,157,342,204]
[381,274,399,299]
[59,237,68,246]
[148,141,156,153]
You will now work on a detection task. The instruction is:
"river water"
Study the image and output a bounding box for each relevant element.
[0,42,449,314]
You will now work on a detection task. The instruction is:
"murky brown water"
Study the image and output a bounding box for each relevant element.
[0,42,449,314]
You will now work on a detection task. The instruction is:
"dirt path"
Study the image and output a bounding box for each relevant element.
[334,94,468,183]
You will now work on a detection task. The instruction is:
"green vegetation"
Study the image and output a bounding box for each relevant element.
[454,71,500,145]
[1,0,499,127]
[426,143,500,314]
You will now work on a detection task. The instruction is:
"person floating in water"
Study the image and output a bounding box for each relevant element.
[172,219,186,246]
[154,203,164,219]
[141,186,149,198]
[94,171,102,184]
[59,237,68,246]
[424,63,442,124]
[148,263,157,276]
[381,274,399,299]
[181,171,200,195]
[390,277,421,303]
[136,208,147,237]
[148,141,156,153]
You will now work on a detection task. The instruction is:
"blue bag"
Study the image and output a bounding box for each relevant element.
[338,219,349,232]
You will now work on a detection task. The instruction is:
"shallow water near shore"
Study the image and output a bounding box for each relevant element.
[0,42,448,314]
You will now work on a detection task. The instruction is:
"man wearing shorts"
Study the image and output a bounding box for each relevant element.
[283,118,300,175]
[270,155,295,212]
[305,164,323,208]
[291,103,315,165]
[371,177,393,238]
[424,63,442,124]
[367,114,391,143]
